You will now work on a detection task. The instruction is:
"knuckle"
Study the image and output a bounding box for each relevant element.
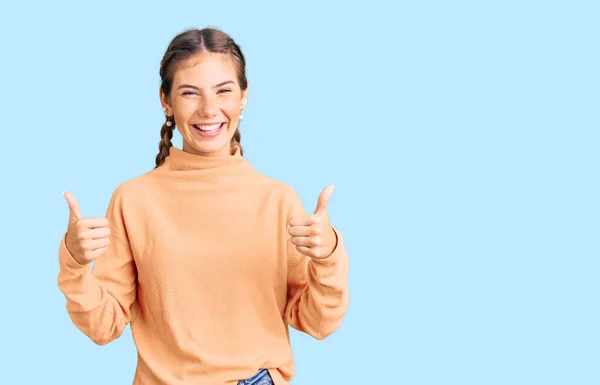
[312,236,322,246]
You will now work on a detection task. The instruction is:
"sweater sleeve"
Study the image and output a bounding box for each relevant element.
[56,187,138,345]
[283,187,350,340]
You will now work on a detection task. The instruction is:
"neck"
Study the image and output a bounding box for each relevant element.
[163,144,246,171]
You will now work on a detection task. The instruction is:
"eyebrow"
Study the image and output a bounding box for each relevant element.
[177,81,235,90]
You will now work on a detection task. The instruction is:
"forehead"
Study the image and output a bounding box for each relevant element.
[173,52,238,87]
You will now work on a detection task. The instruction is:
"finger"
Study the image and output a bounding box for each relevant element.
[63,191,82,221]
[289,215,321,227]
[290,236,318,247]
[83,247,108,261]
[295,245,324,259]
[314,184,335,215]
[79,226,111,240]
[288,225,317,237]
[82,238,110,251]
[77,217,110,229]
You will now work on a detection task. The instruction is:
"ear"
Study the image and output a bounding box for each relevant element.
[159,88,172,114]
[241,80,250,110]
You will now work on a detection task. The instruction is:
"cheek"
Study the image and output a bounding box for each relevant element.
[173,100,198,120]
[222,100,242,120]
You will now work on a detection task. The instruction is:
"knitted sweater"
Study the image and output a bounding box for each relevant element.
[57,145,350,384]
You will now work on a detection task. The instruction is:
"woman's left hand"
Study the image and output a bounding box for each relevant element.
[289,185,338,259]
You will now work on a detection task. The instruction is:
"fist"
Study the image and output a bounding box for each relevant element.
[63,191,111,265]
[288,185,337,259]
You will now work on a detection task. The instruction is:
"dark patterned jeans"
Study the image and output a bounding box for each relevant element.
[237,369,274,385]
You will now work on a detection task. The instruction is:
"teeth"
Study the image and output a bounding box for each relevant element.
[195,123,222,131]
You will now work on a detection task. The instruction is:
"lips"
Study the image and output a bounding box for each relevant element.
[192,122,225,132]
[192,122,226,138]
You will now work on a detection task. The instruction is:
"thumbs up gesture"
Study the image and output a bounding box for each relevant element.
[289,185,338,259]
[63,191,111,265]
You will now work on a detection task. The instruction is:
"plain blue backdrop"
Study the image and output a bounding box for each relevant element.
[1,1,598,384]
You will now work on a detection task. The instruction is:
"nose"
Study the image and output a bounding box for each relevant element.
[198,95,217,117]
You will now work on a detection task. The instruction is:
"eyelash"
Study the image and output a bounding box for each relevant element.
[182,89,232,96]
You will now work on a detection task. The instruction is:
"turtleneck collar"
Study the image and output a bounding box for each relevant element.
[164,145,247,171]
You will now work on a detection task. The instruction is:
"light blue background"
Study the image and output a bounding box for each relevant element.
[1,1,598,384]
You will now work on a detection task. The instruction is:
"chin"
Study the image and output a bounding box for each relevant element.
[184,125,235,156]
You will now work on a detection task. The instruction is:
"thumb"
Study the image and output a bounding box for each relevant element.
[63,191,82,222]
[314,184,335,215]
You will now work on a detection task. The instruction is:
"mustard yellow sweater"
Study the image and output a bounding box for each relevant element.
[57,146,350,385]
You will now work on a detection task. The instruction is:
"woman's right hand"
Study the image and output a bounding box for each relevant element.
[63,191,111,265]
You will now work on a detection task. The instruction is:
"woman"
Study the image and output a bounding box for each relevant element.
[58,27,350,385]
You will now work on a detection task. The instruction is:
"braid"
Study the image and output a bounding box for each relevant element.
[155,119,174,168]
[231,128,243,155]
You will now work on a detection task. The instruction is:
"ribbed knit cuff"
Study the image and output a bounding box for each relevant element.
[58,232,91,272]
[310,226,345,267]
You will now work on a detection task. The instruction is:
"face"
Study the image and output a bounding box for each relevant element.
[160,52,248,157]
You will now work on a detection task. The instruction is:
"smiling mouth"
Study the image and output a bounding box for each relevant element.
[193,122,225,132]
